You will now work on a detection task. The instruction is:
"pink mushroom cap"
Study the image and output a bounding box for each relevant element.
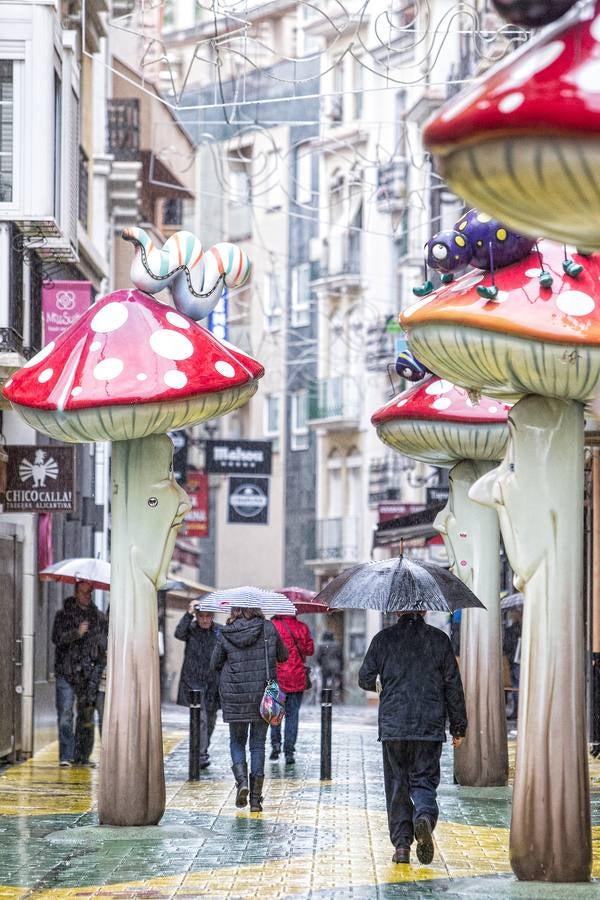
[2,289,264,442]
[372,376,510,466]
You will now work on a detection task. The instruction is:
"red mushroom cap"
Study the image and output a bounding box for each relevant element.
[423,3,600,245]
[372,376,509,466]
[3,289,264,442]
[400,241,600,401]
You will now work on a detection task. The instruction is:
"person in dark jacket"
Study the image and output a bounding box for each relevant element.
[211,607,288,812]
[269,615,314,765]
[316,630,343,700]
[51,580,108,767]
[358,611,467,866]
[175,601,220,768]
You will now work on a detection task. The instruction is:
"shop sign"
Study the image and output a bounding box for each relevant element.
[207,289,228,342]
[227,476,269,525]
[5,445,75,512]
[205,439,272,475]
[378,502,424,523]
[42,280,92,343]
[181,470,209,538]
[426,486,450,505]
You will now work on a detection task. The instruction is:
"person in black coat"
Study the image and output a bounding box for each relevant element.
[175,601,220,768]
[51,580,108,767]
[358,611,467,866]
[211,607,287,812]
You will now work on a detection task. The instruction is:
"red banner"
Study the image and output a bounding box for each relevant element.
[181,471,209,537]
[42,280,92,343]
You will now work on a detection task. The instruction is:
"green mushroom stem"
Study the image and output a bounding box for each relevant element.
[98,434,190,826]
[470,397,591,882]
[434,460,508,787]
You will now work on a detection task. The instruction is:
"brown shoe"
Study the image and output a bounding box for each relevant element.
[415,817,434,865]
[392,847,410,864]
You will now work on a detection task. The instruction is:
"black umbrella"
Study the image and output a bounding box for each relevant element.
[314,557,485,613]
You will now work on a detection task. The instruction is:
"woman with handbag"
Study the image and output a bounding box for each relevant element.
[269,614,315,765]
[211,607,288,812]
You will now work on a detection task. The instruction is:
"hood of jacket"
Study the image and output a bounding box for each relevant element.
[221,617,265,649]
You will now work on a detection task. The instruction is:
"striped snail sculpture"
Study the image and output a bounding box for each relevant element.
[122,227,251,321]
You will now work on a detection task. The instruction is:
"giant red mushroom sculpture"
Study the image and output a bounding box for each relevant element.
[423,1,600,248]
[3,238,261,827]
[400,241,600,881]
[373,377,509,787]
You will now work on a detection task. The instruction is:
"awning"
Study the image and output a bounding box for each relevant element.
[373,501,446,548]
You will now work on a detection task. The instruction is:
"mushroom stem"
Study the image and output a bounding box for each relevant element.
[98,434,190,826]
[470,397,591,881]
[434,460,508,787]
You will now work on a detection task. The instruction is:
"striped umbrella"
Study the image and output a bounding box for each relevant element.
[195,586,295,615]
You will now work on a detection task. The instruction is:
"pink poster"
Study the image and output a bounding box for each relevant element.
[42,280,92,343]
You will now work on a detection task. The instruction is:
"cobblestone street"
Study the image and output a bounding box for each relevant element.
[0,706,599,899]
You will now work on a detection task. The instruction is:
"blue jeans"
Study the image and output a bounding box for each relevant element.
[271,691,303,754]
[229,721,269,776]
[56,676,95,764]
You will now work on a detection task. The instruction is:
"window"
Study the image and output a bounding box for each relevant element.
[295,146,313,206]
[291,390,309,451]
[291,264,311,327]
[228,164,252,239]
[264,394,281,452]
[53,72,62,218]
[263,271,282,332]
[265,150,282,211]
[353,59,363,120]
[0,61,14,203]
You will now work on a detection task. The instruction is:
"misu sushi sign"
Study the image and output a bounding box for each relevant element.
[42,281,92,343]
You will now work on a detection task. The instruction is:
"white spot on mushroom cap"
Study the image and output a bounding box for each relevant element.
[396,398,409,408]
[525,267,542,277]
[496,41,565,94]
[71,386,82,397]
[90,341,102,352]
[93,357,124,381]
[24,341,55,369]
[215,360,236,379]
[150,329,194,361]
[38,368,53,384]
[591,14,600,42]
[498,92,525,113]
[568,59,600,94]
[489,405,498,413]
[4,378,12,388]
[166,311,190,330]
[449,272,484,293]
[164,370,188,389]
[556,290,595,317]
[432,397,452,411]
[425,379,454,396]
[137,373,148,382]
[91,302,128,334]
[493,291,510,304]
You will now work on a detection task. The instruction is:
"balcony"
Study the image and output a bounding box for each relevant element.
[308,377,360,429]
[107,99,140,161]
[307,517,360,570]
[311,234,361,289]
[376,160,408,213]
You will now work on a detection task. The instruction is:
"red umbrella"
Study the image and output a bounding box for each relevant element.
[279,587,331,614]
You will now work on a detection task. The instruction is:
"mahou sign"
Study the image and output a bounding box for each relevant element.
[4,445,76,512]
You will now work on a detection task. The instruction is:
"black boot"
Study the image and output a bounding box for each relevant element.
[232,762,248,808]
[269,743,280,761]
[249,774,264,813]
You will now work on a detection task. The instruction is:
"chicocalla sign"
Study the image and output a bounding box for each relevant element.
[205,439,272,475]
[4,445,76,512]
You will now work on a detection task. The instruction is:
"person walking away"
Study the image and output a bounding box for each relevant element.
[175,601,220,768]
[269,614,314,765]
[211,607,287,812]
[51,579,108,767]
[358,610,467,866]
[316,631,343,700]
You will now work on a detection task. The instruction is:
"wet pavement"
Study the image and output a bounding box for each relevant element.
[1,705,599,898]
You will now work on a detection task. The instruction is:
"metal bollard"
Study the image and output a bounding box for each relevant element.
[188,688,202,781]
[320,685,332,781]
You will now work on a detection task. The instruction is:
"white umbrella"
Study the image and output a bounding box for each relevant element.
[39,558,111,591]
[197,586,295,615]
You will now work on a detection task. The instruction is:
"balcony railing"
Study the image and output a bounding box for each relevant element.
[308,376,360,425]
[309,517,360,563]
[376,160,408,212]
[107,99,140,161]
[314,235,361,280]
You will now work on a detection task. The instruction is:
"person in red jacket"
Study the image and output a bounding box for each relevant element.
[269,614,315,765]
